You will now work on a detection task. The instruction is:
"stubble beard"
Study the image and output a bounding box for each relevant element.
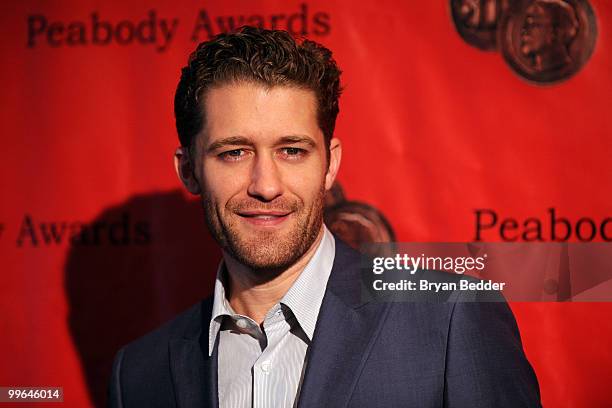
[201,187,325,276]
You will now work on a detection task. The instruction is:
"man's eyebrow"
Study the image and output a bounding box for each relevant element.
[273,135,317,148]
[207,135,317,153]
[206,136,254,153]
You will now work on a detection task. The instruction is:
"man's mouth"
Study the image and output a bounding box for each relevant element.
[236,210,293,226]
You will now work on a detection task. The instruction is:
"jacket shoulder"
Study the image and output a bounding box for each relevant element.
[126,297,210,353]
[108,298,212,408]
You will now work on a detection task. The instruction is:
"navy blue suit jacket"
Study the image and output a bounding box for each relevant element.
[108,238,541,407]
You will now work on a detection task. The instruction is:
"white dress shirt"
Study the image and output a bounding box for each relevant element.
[208,225,336,408]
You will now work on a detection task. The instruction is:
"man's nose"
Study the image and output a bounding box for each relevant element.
[247,152,283,201]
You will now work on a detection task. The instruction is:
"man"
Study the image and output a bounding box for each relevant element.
[108,26,541,407]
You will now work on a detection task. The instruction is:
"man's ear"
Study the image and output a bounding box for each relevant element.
[325,137,342,190]
[174,146,202,195]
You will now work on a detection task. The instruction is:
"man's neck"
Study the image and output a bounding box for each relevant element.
[222,226,325,324]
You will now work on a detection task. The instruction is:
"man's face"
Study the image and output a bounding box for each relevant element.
[185,82,339,272]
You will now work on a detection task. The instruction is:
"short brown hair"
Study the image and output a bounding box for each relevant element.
[174,26,342,157]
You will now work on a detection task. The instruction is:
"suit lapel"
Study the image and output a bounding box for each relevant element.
[297,239,392,408]
[166,239,387,408]
[169,298,219,408]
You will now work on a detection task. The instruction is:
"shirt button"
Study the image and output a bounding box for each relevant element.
[236,318,249,329]
[261,360,271,373]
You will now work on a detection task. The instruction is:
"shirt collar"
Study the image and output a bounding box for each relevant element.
[208,224,336,356]
[280,225,335,340]
[208,262,234,356]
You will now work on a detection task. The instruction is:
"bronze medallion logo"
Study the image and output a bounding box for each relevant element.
[451,0,598,84]
[324,182,396,257]
[451,0,510,50]
[499,0,597,83]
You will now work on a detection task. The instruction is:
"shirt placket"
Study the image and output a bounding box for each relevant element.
[253,304,290,408]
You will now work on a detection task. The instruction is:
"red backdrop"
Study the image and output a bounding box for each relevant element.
[1,1,611,407]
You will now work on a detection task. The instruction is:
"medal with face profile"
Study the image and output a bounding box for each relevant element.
[450,0,510,50]
[499,0,598,83]
[450,0,598,84]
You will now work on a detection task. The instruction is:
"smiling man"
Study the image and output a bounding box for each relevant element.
[189,83,337,284]
[108,26,541,408]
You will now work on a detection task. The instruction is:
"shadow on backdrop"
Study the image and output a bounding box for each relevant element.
[65,189,220,407]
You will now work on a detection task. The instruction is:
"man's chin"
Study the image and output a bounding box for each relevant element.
[223,220,320,273]
[229,234,298,267]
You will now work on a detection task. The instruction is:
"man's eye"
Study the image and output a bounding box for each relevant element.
[219,149,246,161]
[280,147,306,158]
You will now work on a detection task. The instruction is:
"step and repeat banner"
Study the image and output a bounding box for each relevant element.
[1,1,611,406]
